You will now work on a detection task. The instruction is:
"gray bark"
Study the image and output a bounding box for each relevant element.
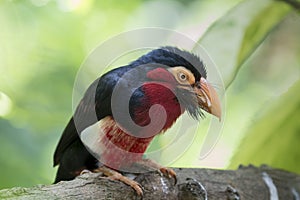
[0,165,299,200]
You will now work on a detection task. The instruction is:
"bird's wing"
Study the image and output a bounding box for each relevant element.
[53,65,150,167]
[53,73,118,166]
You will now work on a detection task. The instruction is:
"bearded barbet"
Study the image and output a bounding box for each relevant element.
[53,46,221,195]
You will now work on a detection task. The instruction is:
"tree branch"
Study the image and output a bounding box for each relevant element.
[0,165,299,199]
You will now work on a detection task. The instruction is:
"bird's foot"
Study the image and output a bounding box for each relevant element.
[136,159,177,185]
[94,166,143,196]
[159,167,177,184]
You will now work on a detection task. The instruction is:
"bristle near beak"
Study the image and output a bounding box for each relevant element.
[195,78,221,121]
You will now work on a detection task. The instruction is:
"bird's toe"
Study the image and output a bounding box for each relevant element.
[160,167,177,185]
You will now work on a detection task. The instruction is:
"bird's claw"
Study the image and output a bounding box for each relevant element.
[131,182,144,197]
[95,166,143,196]
[159,167,177,185]
[107,173,144,196]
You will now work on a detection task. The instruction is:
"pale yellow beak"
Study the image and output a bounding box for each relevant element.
[195,78,221,120]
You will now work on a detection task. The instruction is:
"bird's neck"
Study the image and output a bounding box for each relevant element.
[133,82,184,132]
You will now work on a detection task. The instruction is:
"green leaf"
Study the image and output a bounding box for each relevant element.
[198,0,291,89]
[229,79,300,174]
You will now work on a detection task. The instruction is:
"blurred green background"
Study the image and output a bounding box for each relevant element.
[0,0,299,189]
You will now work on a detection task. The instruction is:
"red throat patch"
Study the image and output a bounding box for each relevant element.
[94,116,154,170]
[133,82,184,131]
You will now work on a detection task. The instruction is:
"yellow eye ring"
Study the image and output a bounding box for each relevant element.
[168,66,195,85]
[178,72,187,82]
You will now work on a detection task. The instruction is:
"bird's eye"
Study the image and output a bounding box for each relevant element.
[178,72,187,81]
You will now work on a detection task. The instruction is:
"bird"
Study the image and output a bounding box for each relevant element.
[53,46,221,196]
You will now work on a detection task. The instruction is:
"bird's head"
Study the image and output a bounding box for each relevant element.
[131,46,221,121]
